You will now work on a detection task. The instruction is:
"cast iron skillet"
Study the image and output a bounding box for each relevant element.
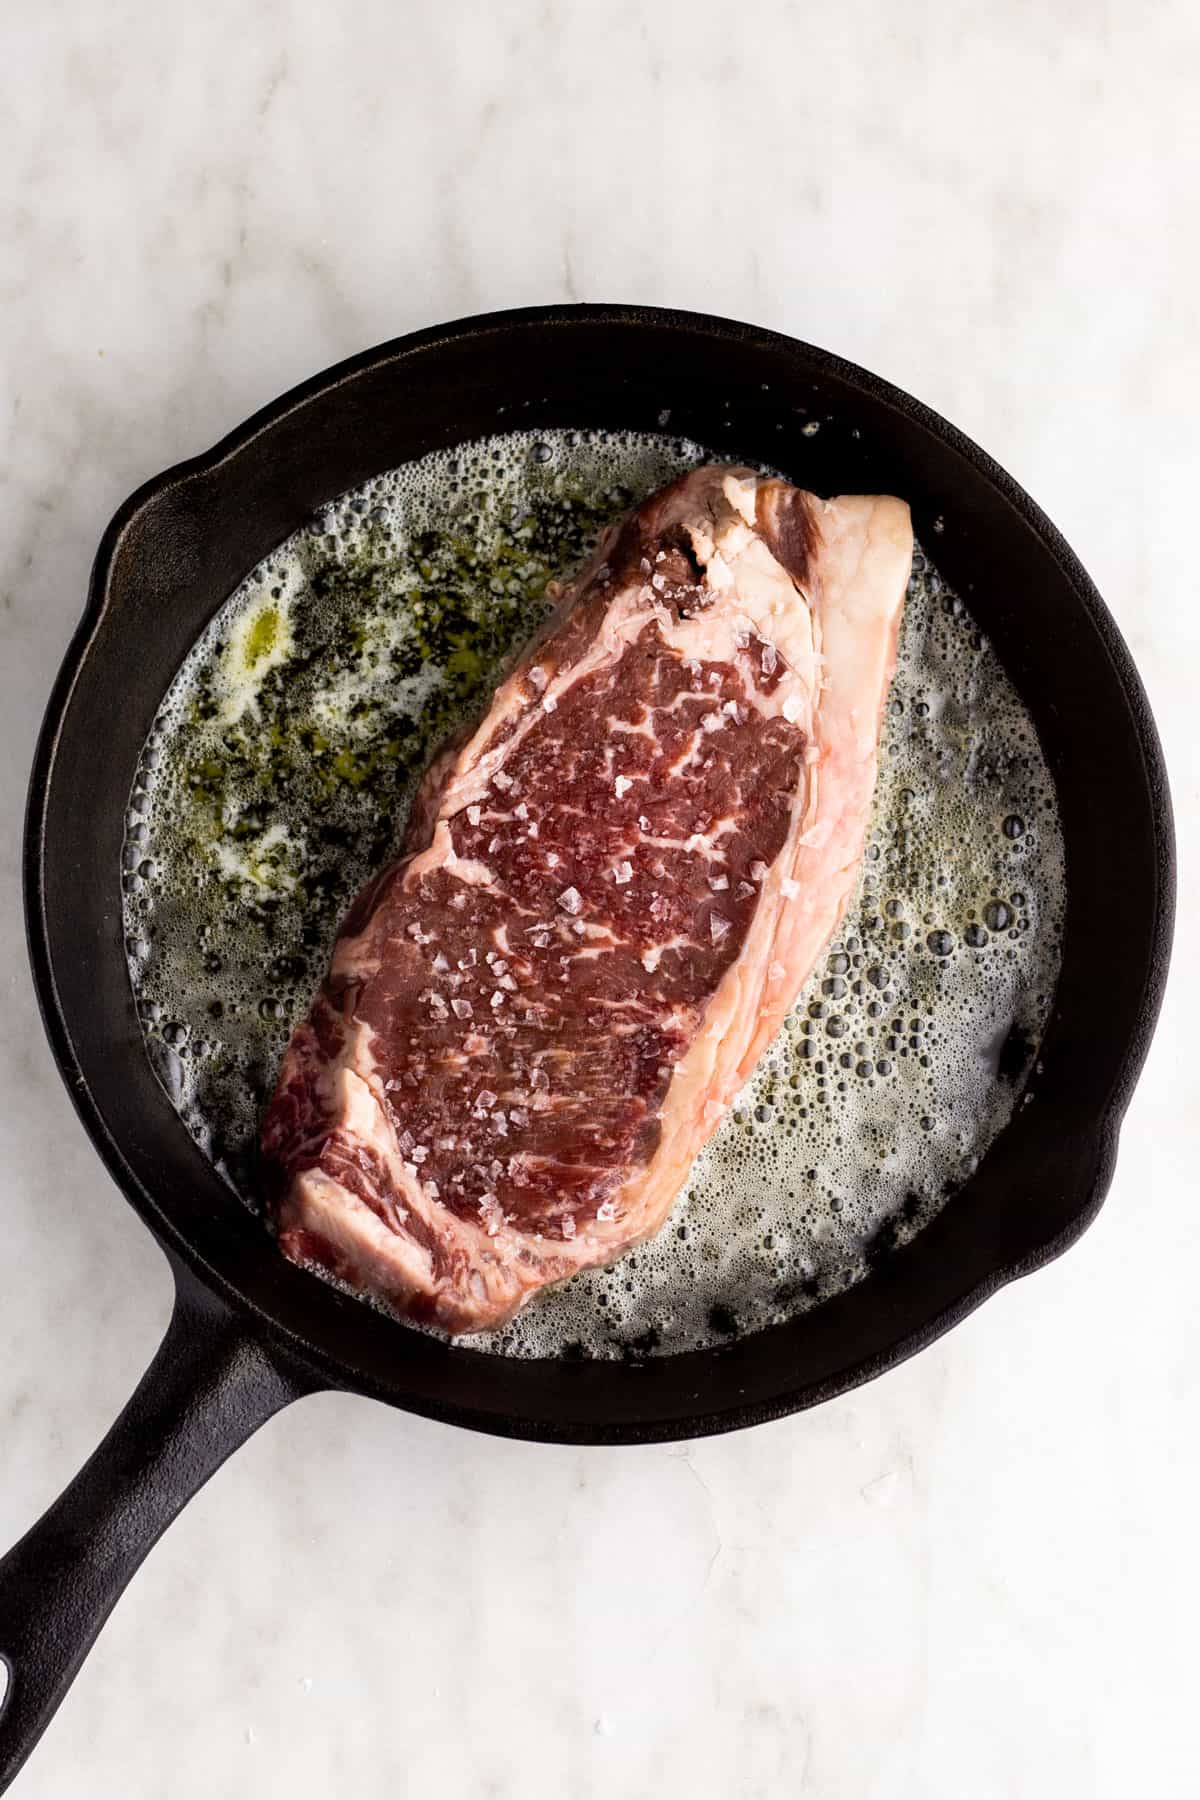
[0,305,1174,1790]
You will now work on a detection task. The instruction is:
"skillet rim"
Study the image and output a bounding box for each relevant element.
[22,303,1176,1443]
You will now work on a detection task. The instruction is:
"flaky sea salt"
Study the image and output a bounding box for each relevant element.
[479,1194,503,1237]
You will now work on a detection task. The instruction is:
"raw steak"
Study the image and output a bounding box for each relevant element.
[260,467,913,1333]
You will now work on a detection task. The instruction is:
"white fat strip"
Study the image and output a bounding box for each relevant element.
[607,490,912,1233]
[328,823,495,986]
[638,816,739,857]
[284,1163,548,1326]
[319,1065,425,1216]
[609,714,657,741]
[663,727,707,778]
[284,1170,429,1289]
[572,920,621,946]
[737,495,912,1074]
[329,930,384,991]
[638,931,697,973]
[404,821,496,890]
[661,689,715,716]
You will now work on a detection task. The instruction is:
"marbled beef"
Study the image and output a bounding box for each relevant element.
[260,467,912,1332]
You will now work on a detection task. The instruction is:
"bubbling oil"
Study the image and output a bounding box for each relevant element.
[122,429,1065,1360]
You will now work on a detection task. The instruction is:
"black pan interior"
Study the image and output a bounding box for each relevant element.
[25,306,1174,1442]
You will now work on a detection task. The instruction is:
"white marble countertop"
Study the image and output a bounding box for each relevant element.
[2,4,1197,1795]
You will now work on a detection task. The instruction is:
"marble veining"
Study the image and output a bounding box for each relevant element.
[1,3,1197,1795]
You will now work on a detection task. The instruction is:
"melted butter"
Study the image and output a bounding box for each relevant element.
[218,584,297,723]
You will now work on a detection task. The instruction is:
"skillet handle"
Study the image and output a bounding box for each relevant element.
[0,1265,314,1793]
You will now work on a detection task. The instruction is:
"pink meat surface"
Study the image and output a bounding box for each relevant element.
[260,467,913,1333]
